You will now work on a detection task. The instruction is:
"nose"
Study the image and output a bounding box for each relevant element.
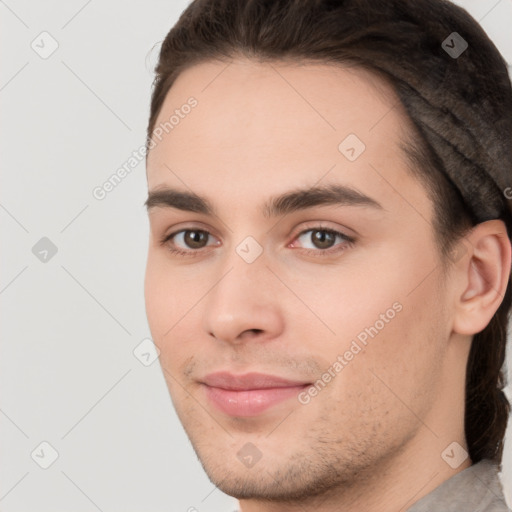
[201,250,285,345]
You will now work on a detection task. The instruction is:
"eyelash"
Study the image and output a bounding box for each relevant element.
[159,226,355,258]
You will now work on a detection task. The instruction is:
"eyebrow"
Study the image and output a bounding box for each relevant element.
[144,183,383,217]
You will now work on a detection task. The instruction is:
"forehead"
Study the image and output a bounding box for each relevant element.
[146,58,430,219]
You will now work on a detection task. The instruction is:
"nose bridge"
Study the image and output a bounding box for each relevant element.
[201,242,284,343]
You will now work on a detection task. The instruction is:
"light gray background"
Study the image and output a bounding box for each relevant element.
[1,1,511,510]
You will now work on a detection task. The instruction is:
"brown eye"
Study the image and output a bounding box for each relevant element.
[162,229,217,253]
[291,227,355,256]
[296,229,345,250]
[310,230,336,249]
[182,230,209,249]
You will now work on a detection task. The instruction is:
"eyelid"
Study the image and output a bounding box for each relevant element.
[160,221,356,257]
[288,227,355,255]
[160,221,220,242]
[161,227,220,251]
[289,221,356,243]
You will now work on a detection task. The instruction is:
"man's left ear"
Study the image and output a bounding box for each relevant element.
[452,219,511,335]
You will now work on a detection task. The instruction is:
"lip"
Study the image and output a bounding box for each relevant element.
[202,372,310,390]
[201,372,311,417]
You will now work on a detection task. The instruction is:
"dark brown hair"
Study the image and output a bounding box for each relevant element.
[147,0,512,465]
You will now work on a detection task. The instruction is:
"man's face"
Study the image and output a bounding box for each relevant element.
[144,59,454,500]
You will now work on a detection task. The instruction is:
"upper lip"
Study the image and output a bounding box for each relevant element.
[202,372,311,390]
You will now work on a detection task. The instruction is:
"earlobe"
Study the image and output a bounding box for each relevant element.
[452,220,511,336]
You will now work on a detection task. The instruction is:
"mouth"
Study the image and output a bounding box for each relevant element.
[200,372,312,417]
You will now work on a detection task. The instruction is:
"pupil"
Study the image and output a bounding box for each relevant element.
[185,230,207,248]
[313,230,334,249]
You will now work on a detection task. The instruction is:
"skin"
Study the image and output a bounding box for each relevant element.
[144,58,511,512]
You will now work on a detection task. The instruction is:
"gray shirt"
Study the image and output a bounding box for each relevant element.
[407,459,511,512]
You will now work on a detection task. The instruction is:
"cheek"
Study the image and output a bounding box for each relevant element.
[341,283,447,421]
[312,247,447,393]
[144,260,168,337]
[144,254,185,345]
[314,301,445,449]
[144,254,206,375]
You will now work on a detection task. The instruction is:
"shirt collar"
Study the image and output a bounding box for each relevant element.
[406,459,510,512]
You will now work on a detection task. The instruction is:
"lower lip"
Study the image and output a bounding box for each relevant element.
[203,384,309,417]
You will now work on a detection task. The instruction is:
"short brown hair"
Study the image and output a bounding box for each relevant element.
[147,0,512,465]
